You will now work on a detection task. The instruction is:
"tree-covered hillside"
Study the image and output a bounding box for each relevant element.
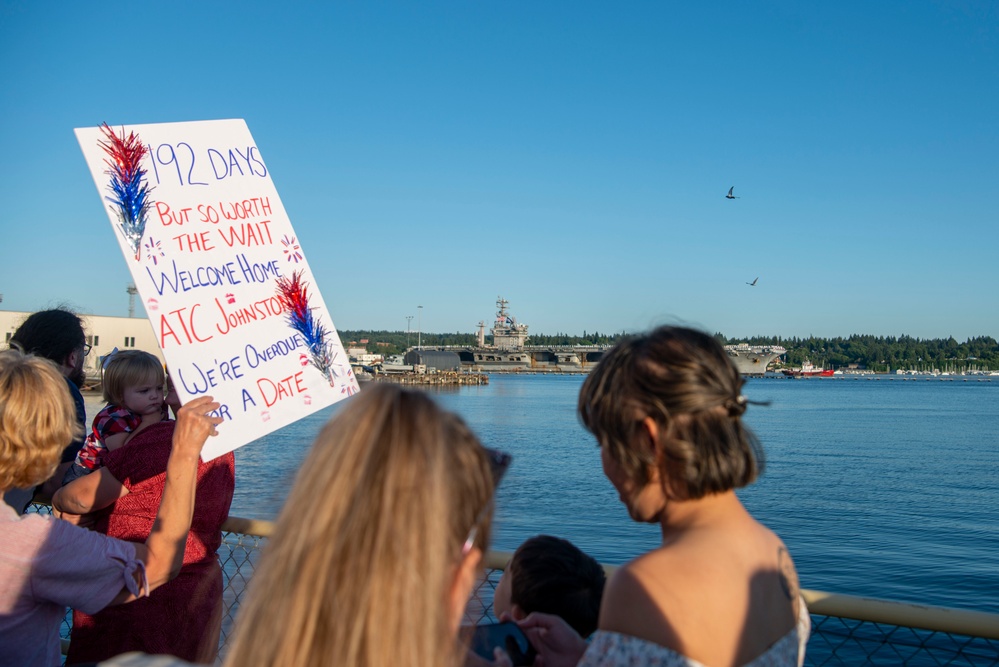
[339,330,626,357]
[339,330,999,371]
[716,334,999,372]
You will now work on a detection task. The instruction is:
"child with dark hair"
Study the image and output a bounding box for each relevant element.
[493,535,606,638]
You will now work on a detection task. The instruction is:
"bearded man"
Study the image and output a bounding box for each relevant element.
[3,308,90,511]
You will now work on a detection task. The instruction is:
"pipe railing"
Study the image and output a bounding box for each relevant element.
[219,516,999,644]
[483,549,999,641]
[32,508,999,664]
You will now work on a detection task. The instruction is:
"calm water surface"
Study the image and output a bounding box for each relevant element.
[94,375,999,614]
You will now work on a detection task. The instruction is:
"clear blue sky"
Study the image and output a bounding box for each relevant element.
[1,2,996,341]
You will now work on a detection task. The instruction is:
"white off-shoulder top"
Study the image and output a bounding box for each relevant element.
[578,598,810,667]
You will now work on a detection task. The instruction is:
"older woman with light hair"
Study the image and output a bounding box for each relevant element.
[0,349,222,666]
[220,383,508,667]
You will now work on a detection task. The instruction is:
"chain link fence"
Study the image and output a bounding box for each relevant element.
[806,615,999,666]
[217,528,267,659]
[214,527,999,666]
[26,505,997,665]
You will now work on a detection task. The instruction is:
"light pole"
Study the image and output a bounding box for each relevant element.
[406,315,413,349]
[417,305,423,350]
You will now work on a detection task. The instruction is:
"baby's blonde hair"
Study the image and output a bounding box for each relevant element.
[224,384,495,667]
[101,350,165,406]
[0,350,83,491]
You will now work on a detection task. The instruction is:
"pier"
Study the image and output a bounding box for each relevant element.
[373,371,489,386]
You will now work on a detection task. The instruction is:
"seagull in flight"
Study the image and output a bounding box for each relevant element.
[726,187,739,199]
[746,277,759,286]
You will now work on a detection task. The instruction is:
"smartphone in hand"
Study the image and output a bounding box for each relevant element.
[468,621,537,666]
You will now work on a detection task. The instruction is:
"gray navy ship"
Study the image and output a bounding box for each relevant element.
[425,298,784,376]
[722,342,786,376]
[451,297,603,373]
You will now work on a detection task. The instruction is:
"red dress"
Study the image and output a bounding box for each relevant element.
[65,421,236,665]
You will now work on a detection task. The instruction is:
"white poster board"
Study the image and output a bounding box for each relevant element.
[75,119,359,460]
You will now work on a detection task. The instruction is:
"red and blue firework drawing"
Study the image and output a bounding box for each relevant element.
[98,123,153,259]
[341,369,358,396]
[275,271,337,386]
[144,236,165,265]
[281,235,303,263]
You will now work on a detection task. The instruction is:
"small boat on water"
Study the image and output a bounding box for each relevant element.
[781,360,834,378]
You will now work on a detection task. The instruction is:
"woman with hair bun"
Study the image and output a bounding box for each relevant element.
[521,326,808,667]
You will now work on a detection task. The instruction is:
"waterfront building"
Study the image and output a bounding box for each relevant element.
[0,310,162,383]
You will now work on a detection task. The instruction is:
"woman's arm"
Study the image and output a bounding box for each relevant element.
[117,410,164,450]
[104,431,131,452]
[52,467,128,516]
[108,395,222,604]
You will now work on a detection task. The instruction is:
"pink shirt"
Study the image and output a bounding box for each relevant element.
[0,501,146,666]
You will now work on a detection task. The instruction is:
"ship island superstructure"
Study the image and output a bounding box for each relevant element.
[458,297,561,371]
[415,298,784,375]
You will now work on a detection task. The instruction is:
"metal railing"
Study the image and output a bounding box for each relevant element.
[30,507,999,665]
[216,517,999,665]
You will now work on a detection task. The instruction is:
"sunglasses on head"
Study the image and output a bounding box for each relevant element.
[485,447,512,487]
[462,448,512,556]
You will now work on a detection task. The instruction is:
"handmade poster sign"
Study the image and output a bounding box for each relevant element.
[75,119,359,460]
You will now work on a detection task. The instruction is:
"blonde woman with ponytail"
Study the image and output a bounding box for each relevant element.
[223,383,506,667]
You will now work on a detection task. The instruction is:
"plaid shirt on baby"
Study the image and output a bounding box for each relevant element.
[74,405,142,471]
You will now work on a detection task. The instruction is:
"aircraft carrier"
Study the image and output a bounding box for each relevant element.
[722,343,786,376]
[453,297,599,372]
[441,298,784,375]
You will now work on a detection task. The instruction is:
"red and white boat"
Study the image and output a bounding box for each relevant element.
[781,360,834,378]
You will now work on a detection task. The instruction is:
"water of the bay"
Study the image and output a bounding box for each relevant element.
[211,373,999,617]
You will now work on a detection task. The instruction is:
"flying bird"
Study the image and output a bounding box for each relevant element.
[746,277,759,286]
[726,187,739,199]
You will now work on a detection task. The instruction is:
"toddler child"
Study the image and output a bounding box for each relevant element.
[63,349,168,484]
[493,534,607,638]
